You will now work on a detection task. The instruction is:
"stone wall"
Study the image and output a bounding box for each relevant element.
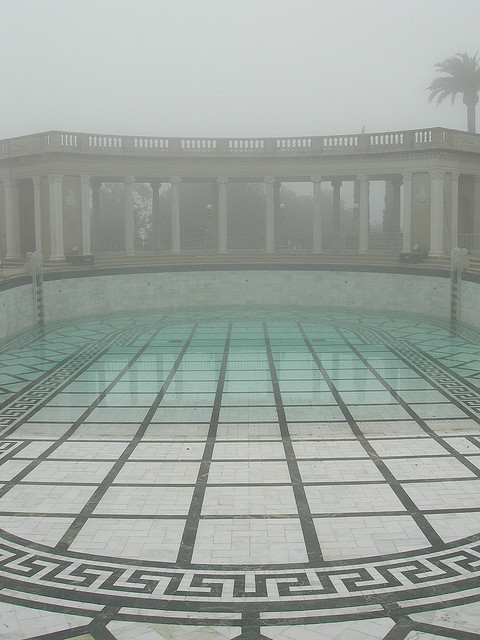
[41,270,451,322]
[0,282,36,340]
[2,268,477,343]
[461,279,480,327]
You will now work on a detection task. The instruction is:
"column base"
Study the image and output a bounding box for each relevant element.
[428,251,445,258]
[49,254,66,262]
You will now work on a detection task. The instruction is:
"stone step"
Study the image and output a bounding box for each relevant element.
[2,252,473,280]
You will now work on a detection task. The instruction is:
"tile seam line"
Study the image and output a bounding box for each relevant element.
[174,321,233,566]
[298,321,444,548]
[0,324,161,439]
[263,320,324,564]
[54,322,200,553]
[335,326,480,479]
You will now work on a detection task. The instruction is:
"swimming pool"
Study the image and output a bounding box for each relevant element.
[1,306,480,639]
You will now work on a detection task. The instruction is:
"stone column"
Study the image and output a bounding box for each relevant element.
[124,176,135,256]
[32,176,42,256]
[331,179,342,247]
[311,176,323,251]
[265,177,275,252]
[80,176,91,255]
[170,177,181,252]
[473,175,480,237]
[402,172,412,252]
[273,180,281,249]
[450,173,459,250]
[48,175,65,261]
[384,177,402,233]
[3,179,21,259]
[217,177,228,253]
[151,182,161,251]
[91,180,101,253]
[429,170,445,257]
[358,175,369,253]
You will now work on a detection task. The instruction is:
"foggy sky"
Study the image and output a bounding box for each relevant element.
[1,0,480,141]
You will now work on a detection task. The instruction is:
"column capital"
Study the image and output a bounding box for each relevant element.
[80,175,91,186]
[170,176,181,184]
[331,178,342,188]
[124,176,136,185]
[356,174,369,182]
[48,174,63,184]
[402,171,413,182]
[264,176,275,184]
[429,170,445,180]
[217,177,229,184]
[473,174,480,184]
[450,172,460,183]
[311,175,322,183]
[32,176,42,187]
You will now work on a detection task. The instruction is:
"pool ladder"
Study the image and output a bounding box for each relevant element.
[25,252,44,326]
[450,248,470,322]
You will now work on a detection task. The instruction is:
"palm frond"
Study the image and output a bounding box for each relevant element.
[428,52,480,105]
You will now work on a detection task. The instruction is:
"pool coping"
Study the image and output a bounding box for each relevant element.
[2,261,475,293]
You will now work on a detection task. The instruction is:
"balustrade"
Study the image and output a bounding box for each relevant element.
[322,135,359,149]
[414,129,432,144]
[60,133,79,147]
[229,139,265,152]
[0,127,478,159]
[369,132,404,146]
[276,138,312,151]
[133,137,169,151]
[456,234,480,253]
[88,135,123,149]
[181,138,217,152]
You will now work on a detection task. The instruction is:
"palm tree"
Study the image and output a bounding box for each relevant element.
[428,52,480,134]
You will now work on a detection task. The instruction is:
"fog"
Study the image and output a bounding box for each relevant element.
[1,0,480,141]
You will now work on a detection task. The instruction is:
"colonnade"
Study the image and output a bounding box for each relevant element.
[1,170,479,261]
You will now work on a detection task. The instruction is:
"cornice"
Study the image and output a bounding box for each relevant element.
[2,147,479,181]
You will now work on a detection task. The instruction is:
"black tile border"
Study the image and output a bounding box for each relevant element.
[0,261,457,294]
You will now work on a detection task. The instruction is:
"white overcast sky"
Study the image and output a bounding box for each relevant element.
[1,0,480,140]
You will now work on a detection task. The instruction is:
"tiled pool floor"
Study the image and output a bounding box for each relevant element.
[1,306,480,639]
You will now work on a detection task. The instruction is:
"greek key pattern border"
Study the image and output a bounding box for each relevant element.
[344,323,480,418]
[1,535,480,619]
[0,327,146,435]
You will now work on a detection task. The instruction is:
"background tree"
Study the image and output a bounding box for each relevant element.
[428,52,480,133]
[100,182,351,252]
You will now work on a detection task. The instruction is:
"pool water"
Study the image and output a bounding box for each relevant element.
[0,306,480,639]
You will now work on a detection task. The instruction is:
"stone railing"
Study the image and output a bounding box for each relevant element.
[1,127,479,159]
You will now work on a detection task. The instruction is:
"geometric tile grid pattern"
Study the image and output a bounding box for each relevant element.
[0,306,480,639]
